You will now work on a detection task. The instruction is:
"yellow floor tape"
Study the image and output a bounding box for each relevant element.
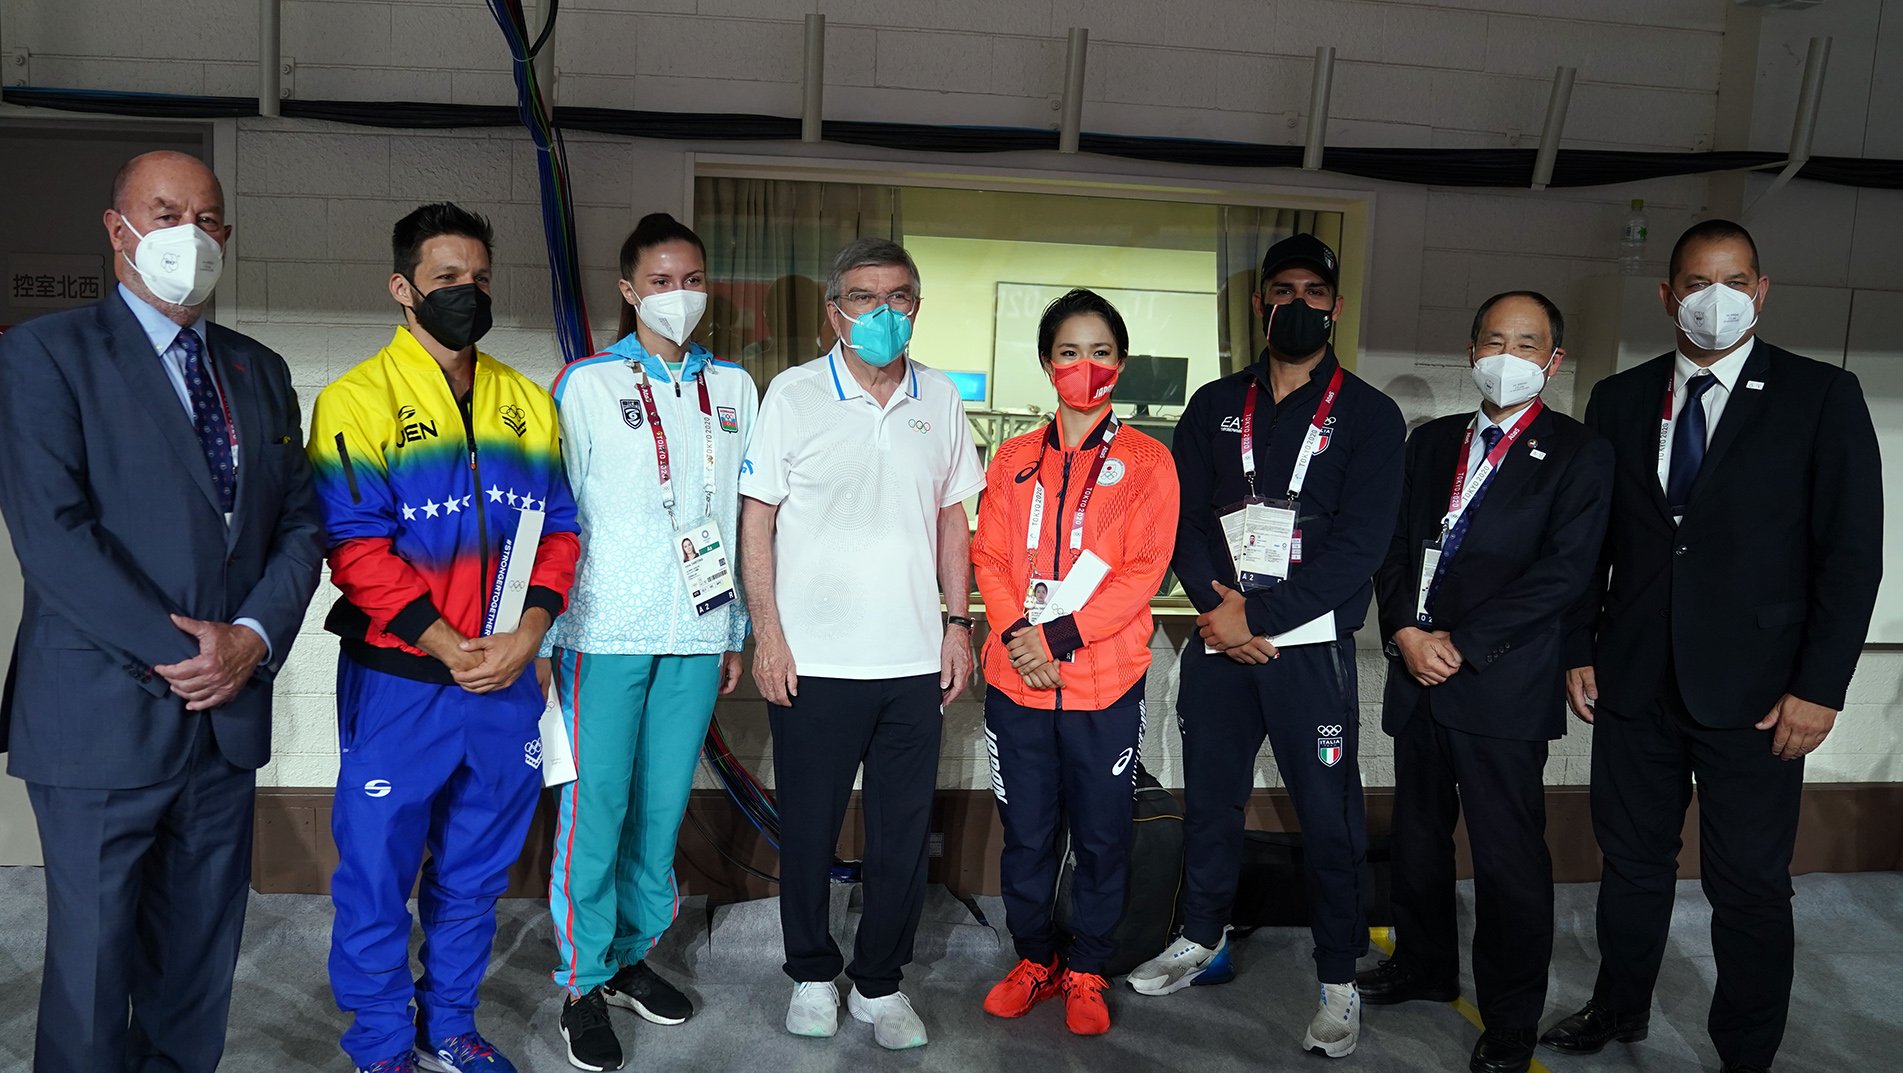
[1367,927,1554,1073]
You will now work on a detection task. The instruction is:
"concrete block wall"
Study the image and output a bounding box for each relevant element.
[4,0,1899,791]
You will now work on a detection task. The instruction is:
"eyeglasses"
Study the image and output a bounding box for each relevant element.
[836,288,919,315]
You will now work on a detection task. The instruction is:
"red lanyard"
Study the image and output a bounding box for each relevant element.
[1241,365,1343,499]
[634,364,715,522]
[1024,416,1118,579]
[1443,399,1542,529]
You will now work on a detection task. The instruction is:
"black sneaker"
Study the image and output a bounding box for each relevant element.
[560,988,624,1072]
[602,961,694,1025]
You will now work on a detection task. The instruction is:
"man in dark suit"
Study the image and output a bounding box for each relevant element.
[1358,292,1613,1073]
[1542,221,1882,1073]
[0,151,325,1073]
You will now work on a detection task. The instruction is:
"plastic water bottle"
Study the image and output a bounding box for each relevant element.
[1619,198,1648,274]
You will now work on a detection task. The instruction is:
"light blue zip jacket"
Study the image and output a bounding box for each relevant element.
[542,335,757,655]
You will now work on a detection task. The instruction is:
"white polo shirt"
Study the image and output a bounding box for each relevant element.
[740,347,985,679]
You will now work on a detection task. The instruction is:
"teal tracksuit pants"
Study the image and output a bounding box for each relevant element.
[547,649,720,995]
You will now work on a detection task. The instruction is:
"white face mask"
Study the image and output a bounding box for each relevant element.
[119,213,224,307]
[635,288,707,347]
[1470,350,1554,410]
[1673,283,1758,352]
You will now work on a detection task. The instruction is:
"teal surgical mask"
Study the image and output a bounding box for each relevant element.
[839,304,913,368]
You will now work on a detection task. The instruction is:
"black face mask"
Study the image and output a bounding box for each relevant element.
[1265,298,1332,360]
[406,279,492,351]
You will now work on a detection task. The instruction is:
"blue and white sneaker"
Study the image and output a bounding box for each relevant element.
[1126,928,1235,995]
[357,1053,419,1073]
[1301,981,1361,1058]
[416,1032,518,1073]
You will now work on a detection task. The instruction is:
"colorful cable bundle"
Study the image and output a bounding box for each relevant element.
[483,0,594,365]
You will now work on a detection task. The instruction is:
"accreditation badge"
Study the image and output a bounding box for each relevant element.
[1221,496,1296,591]
[1415,539,1443,623]
[675,517,737,616]
[1024,576,1057,625]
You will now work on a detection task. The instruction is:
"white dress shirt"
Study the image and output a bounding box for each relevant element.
[1657,337,1754,495]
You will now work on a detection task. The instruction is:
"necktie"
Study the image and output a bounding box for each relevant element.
[176,328,236,513]
[1421,425,1504,623]
[1667,373,1718,516]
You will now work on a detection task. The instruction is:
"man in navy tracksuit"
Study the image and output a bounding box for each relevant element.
[1128,235,1404,1061]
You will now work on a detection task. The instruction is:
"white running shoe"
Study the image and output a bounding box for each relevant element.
[1127,930,1234,995]
[1301,981,1361,1058]
[847,986,929,1050]
[785,980,839,1038]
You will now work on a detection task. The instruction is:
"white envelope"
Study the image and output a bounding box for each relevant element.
[1204,610,1337,655]
[537,693,578,788]
[1035,550,1111,625]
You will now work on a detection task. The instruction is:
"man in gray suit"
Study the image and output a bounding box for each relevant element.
[0,151,325,1073]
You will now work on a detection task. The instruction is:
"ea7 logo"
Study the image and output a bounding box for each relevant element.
[363,779,393,798]
[1221,416,1244,433]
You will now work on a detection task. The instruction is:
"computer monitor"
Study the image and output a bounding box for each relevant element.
[945,370,989,405]
[1117,354,1189,414]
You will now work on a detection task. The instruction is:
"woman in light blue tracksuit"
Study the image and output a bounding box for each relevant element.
[541,214,757,1072]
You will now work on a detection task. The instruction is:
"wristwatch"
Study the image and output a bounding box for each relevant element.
[946,615,975,631]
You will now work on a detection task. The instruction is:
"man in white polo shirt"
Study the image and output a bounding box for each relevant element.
[739,237,985,1051]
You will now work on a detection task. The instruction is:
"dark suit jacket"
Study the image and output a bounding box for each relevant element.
[0,291,326,788]
[1562,340,1883,726]
[1376,405,1614,742]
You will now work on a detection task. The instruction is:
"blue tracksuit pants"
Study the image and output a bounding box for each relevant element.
[327,654,544,1066]
[984,679,1146,974]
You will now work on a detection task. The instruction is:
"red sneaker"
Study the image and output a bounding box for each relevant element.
[1061,970,1111,1036]
[983,957,1061,1018]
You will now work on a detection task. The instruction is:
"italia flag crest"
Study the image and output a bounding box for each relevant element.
[1316,724,1344,768]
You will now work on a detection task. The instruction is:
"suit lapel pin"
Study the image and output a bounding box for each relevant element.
[1746,379,1765,390]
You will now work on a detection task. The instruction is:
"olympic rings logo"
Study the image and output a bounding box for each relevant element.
[1317,724,1343,736]
[907,419,932,433]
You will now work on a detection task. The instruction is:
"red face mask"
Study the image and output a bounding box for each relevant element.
[1051,357,1121,410]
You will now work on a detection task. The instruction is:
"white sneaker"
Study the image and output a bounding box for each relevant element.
[785,980,839,1038]
[1127,930,1234,995]
[1301,981,1361,1058]
[847,986,928,1050]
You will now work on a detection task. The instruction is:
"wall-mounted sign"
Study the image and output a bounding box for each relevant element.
[7,254,106,309]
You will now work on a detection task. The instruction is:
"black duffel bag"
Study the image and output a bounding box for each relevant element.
[1230,830,1393,935]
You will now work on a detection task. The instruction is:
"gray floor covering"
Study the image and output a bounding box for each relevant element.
[1,868,1898,1072]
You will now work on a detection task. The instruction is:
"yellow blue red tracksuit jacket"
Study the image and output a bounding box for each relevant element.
[307,327,580,682]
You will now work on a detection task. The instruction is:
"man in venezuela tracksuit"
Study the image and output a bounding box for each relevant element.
[1128,234,1404,1061]
[307,203,580,1073]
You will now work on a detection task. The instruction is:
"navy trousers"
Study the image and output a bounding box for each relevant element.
[27,715,255,1073]
[1177,639,1369,982]
[1388,702,1553,1033]
[984,679,1146,974]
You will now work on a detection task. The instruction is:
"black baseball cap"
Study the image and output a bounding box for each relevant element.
[1260,233,1340,290]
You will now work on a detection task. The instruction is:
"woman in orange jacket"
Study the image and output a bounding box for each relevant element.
[972,288,1180,1036]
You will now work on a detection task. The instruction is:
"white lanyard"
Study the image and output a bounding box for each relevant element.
[633,360,717,526]
[1243,366,1344,500]
[1024,417,1118,576]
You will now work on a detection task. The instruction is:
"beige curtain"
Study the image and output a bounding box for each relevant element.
[1216,207,1344,375]
[694,177,899,383]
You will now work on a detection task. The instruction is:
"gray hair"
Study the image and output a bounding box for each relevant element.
[824,238,921,301]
